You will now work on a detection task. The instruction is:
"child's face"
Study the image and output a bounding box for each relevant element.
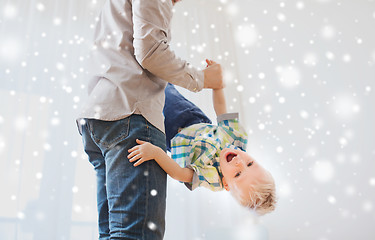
[219,148,272,195]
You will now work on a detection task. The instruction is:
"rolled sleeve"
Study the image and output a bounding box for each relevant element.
[132,0,204,92]
[217,112,239,123]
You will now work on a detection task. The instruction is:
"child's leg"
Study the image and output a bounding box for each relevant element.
[163,83,211,151]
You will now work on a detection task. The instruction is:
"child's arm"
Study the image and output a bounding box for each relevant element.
[127,139,194,183]
[212,88,227,116]
[206,59,227,116]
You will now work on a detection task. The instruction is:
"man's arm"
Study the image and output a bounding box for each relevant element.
[128,139,194,183]
[132,0,223,91]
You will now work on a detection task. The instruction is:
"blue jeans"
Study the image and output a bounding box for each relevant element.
[81,114,167,240]
[163,83,211,151]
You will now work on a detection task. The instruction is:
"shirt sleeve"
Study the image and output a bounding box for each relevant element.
[217,112,239,123]
[217,112,248,151]
[131,0,204,92]
[186,162,223,192]
[184,138,223,191]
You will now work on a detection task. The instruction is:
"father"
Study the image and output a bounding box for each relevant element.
[77,0,223,239]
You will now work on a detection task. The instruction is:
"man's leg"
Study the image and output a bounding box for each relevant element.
[81,122,110,240]
[84,115,167,240]
[163,83,212,151]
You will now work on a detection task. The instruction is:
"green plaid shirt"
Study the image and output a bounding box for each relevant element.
[170,113,248,191]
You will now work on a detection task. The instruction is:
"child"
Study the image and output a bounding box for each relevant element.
[128,60,276,215]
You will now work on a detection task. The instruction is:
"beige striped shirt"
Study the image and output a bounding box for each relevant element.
[78,0,204,133]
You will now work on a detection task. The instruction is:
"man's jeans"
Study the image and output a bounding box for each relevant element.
[81,114,167,240]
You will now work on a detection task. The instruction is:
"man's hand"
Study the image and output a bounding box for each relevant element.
[203,59,224,89]
[128,139,161,166]
[206,59,227,116]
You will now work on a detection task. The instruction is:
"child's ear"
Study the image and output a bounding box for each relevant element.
[222,177,230,191]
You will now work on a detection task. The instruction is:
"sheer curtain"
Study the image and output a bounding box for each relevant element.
[0,1,101,239]
[1,0,375,240]
[0,0,248,239]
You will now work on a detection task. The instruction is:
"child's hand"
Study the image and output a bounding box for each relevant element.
[203,59,224,89]
[206,59,216,67]
[127,139,160,167]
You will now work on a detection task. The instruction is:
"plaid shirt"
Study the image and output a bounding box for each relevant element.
[170,113,248,191]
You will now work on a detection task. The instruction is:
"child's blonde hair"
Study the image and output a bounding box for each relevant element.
[230,176,277,215]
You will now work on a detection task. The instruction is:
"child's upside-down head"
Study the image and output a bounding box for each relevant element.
[219,147,277,215]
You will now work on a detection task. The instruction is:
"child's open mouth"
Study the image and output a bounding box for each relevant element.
[226,153,237,162]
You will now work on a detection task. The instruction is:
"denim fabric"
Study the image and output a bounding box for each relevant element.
[163,83,212,151]
[81,114,167,240]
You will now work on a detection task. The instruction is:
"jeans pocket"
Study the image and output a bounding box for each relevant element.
[87,118,130,149]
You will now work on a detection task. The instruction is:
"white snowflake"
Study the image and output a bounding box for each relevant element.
[327,195,336,204]
[17,212,25,220]
[235,25,258,48]
[276,146,283,153]
[332,95,360,119]
[325,51,335,60]
[362,201,373,212]
[345,185,356,196]
[3,4,18,19]
[312,160,334,183]
[51,117,61,126]
[277,13,287,22]
[72,186,79,193]
[303,52,318,66]
[36,172,43,179]
[14,116,28,131]
[296,1,305,10]
[369,178,375,186]
[225,3,239,16]
[147,221,157,231]
[299,110,309,119]
[320,25,336,40]
[276,65,301,89]
[0,137,5,153]
[342,54,352,63]
[36,3,45,12]
[150,189,158,196]
[278,181,292,197]
[0,37,22,61]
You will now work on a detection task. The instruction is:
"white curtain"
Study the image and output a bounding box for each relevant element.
[0,0,248,239]
[1,0,375,240]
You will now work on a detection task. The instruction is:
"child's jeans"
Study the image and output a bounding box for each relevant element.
[81,114,167,240]
[163,83,211,151]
